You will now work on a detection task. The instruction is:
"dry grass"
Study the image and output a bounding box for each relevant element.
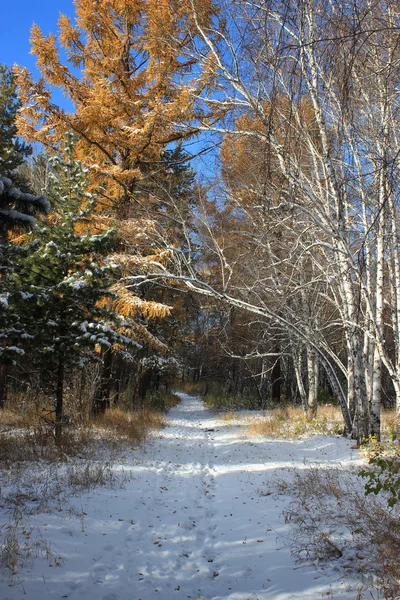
[279,467,400,599]
[92,407,165,443]
[221,410,236,422]
[381,410,400,439]
[0,502,56,575]
[0,405,46,430]
[0,394,169,575]
[0,457,122,575]
[0,402,167,466]
[0,407,156,574]
[248,404,344,438]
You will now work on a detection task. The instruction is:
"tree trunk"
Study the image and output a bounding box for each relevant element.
[353,341,369,444]
[134,368,152,408]
[306,347,318,417]
[113,355,123,407]
[93,347,113,415]
[321,359,352,435]
[271,351,281,404]
[293,350,307,412]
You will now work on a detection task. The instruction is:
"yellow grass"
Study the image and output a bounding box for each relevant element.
[248,404,344,438]
[0,403,49,430]
[221,411,236,422]
[381,409,400,439]
[92,407,165,443]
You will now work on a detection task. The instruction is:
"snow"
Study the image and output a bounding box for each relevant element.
[0,394,362,599]
[0,209,36,226]
[3,346,24,355]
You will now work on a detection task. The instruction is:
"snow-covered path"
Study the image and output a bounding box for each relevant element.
[2,394,361,600]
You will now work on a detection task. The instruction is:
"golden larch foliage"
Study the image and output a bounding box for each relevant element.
[15,0,218,211]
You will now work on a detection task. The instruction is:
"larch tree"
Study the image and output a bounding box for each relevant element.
[14,0,218,215]
[14,0,219,403]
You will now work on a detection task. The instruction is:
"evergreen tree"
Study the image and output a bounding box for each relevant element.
[11,137,140,442]
[0,64,48,408]
[0,64,32,180]
[0,177,50,406]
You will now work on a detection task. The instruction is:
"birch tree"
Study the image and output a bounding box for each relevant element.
[179,0,400,441]
[121,0,400,440]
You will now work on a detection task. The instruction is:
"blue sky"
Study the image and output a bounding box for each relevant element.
[2,0,75,107]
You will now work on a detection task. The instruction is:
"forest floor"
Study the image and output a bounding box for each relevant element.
[0,394,372,599]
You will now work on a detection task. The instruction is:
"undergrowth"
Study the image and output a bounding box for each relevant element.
[175,381,206,395]
[143,391,181,411]
[204,392,260,411]
[248,405,344,438]
[277,467,400,599]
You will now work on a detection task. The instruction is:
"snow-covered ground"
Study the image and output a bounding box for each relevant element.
[0,393,362,600]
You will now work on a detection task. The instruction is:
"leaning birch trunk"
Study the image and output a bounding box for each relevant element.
[293,348,307,412]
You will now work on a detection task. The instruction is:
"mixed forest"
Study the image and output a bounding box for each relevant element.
[2,0,400,444]
[3,1,400,598]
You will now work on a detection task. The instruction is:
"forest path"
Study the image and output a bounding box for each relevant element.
[3,394,360,600]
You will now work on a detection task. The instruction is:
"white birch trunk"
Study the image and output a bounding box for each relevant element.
[306,346,318,416]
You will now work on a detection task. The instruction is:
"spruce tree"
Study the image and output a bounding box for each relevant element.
[11,136,140,443]
[0,64,32,180]
[0,177,50,406]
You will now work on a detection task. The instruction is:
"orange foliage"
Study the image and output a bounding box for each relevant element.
[220,96,321,207]
[15,0,217,212]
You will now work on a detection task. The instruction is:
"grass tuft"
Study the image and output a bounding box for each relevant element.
[93,407,165,443]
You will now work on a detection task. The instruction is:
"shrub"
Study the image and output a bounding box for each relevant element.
[143,391,180,411]
[360,437,400,508]
[280,467,400,599]
[204,392,259,411]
